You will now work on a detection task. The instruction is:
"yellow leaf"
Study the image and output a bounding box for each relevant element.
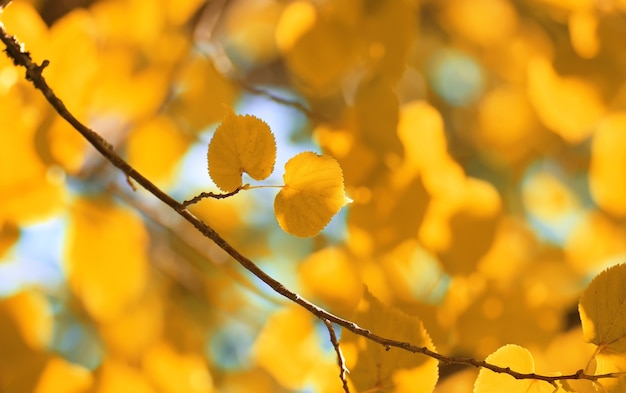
[0,291,52,393]
[441,0,518,47]
[66,197,149,322]
[275,1,316,53]
[593,346,626,393]
[569,10,599,59]
[579,264,626,346]
[168,56,237,132]
[0,93,65,224]
[89,66,171,122]
[143,342,214,393]
[361,0,416,81]
[96,360,155,393]
[341,289,439,393]
[396,101,451,181]
[527,57,605,144]
[274,152,349,237]
[1,2,50,58]
[127,115,191,186]
[99,290,163,361]
[46,117,89,175]
[207,109,276,192]
[439,178,501,275]
[0,290,52,352]
[275,1,357,92]
[381,240,445,303]
[298,247,362,315]
[47,8,100,112]
[564,212,626,274]
[589,113,626,217]
[163,0,205,26]
[253,305,327,390]
[219,369,285,393]
[34,357,92,393]
[477,86,543,164]
[474,345,563,393]
[90,0,164,47]
[352,78,402,157]
[223,0,283,66]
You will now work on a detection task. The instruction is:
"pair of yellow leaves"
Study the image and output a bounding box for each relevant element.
[207,109,350,237]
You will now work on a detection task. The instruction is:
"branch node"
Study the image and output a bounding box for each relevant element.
[25,59,49,82]
[38,59,49,71]
[125,174,137,191]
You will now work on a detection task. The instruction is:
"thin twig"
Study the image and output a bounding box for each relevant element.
[0,24,621,387]
[324,319,350,393]
[236,79,325,122]
[182,185,246,207]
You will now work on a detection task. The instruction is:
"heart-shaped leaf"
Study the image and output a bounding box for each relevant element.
[208,109,276,192]
[274,152,349,237]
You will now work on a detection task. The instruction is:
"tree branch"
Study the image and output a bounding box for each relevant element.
[0,24,619,387]
[324,319,350,393]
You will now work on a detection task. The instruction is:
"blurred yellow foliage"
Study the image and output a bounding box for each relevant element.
[275,1,316,54]
[342,289,438,392]
[143,342,213,393]
[441,0,518,47]
[0,290,52,351]
[298,247,362,315]
[127,115,192,186]
[528,57,605,143]
[3,0,626,391]
[34,357,93,393]
[0,290,52,392]
[224,0,283,66]
[95,360,155,393]
[67,197,149,322]
[167,56,238,132]
[590,113,626,217]
[565,211,626,273]
[99,289,163,361]
[253,305,331,390]
[477,86,543,164]
[569,10,599,58]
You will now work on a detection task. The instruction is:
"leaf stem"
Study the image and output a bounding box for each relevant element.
[244,184,285,189]
[182,185,247,207]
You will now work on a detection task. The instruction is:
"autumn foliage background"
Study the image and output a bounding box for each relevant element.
[2,0,626,391]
